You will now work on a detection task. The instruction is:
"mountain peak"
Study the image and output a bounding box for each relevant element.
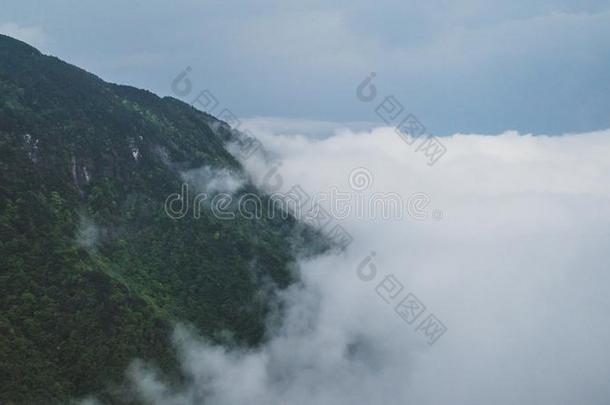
[0,33,41,56]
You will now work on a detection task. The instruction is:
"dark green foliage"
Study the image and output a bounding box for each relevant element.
[0,34,320,404]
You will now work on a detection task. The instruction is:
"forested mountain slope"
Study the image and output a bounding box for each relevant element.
[0,34,318,403]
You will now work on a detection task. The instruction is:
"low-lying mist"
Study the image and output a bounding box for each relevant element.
[106,127,610,404]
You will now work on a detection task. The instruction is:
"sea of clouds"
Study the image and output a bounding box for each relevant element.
[110,126,610,405]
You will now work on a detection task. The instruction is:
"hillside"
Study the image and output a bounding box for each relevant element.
[0,34,320,403]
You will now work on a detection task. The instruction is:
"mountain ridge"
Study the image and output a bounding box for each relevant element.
[0,34,318,404]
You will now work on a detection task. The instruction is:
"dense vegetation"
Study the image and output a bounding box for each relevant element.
[0,34,320,403]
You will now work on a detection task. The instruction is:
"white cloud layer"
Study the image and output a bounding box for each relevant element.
[126,127,610,405]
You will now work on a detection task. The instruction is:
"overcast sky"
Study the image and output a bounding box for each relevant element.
[2,0,609,135]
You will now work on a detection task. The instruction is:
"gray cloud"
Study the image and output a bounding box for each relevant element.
[0,22,47,48]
